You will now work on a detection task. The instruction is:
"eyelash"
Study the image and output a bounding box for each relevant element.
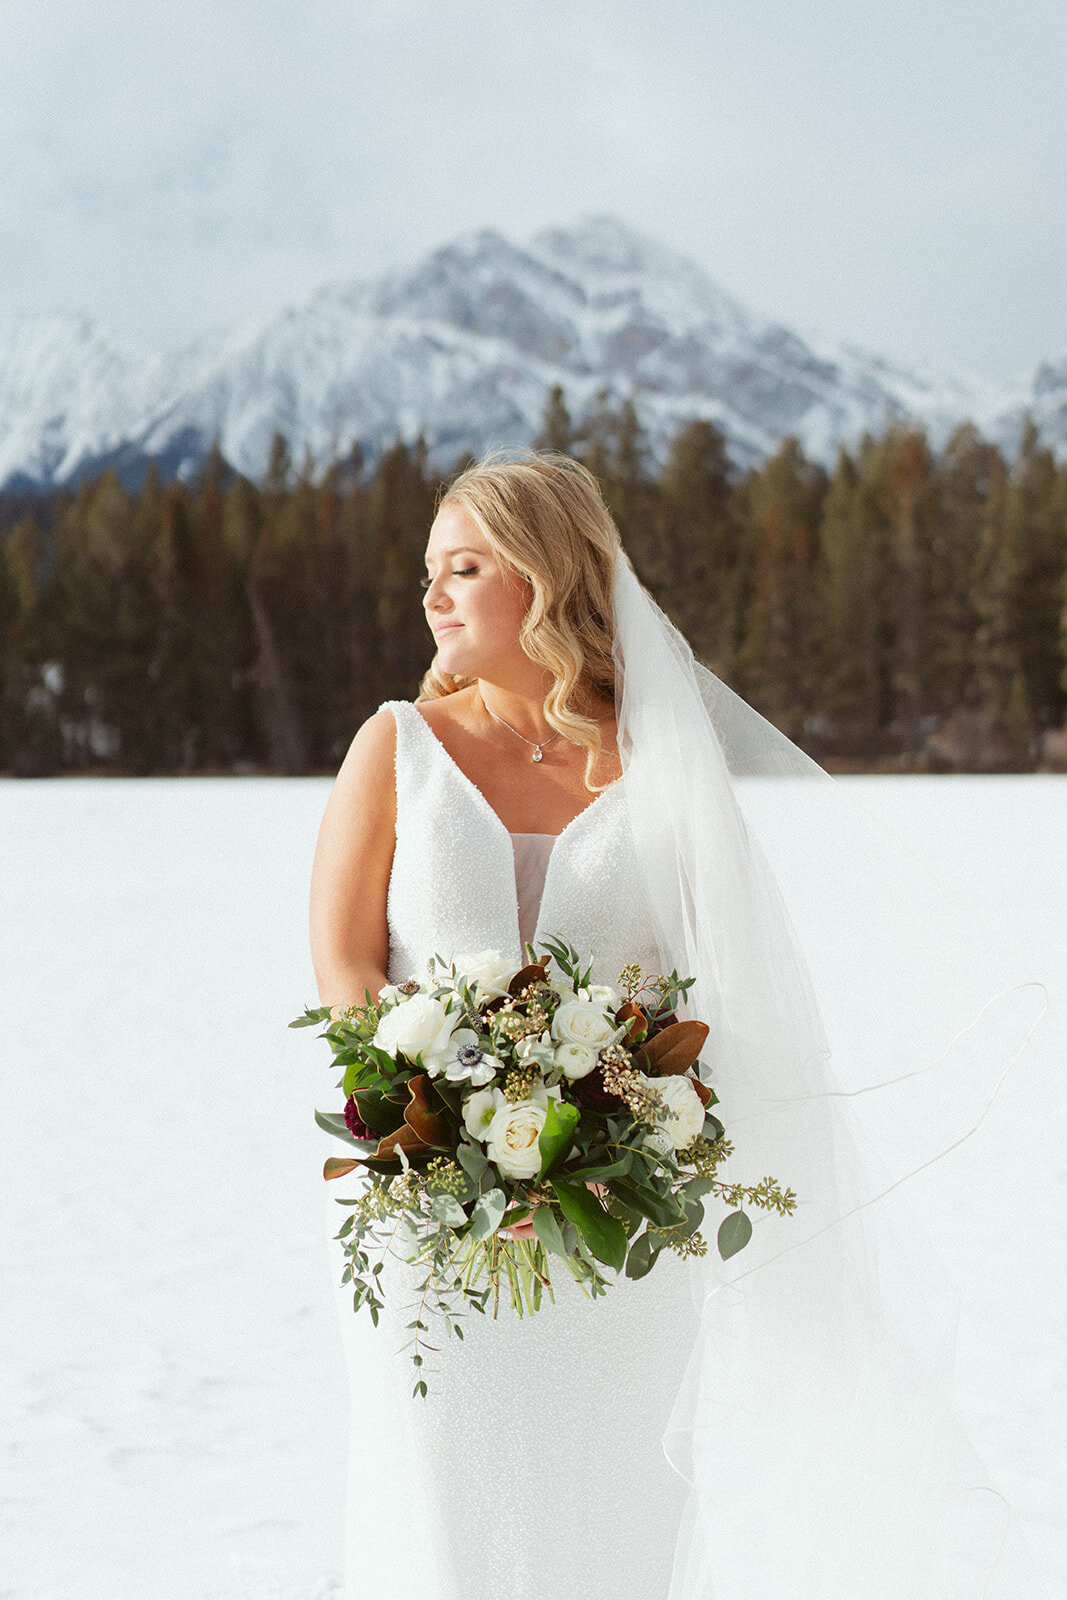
[420,567,477,589]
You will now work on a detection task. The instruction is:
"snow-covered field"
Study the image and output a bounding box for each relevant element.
[2,777,1064,1599]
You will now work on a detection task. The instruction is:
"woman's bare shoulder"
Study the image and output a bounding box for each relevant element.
[413,688,479,732]
[332,707,397,797]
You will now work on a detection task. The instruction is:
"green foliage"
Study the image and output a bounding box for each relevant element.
[2,404,1064,773]
[717,1209,753,1260]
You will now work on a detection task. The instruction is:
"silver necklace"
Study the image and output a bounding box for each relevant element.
[481,695,561,763]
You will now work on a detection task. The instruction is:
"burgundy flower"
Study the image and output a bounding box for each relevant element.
[569,1064,625,1114]
[344,1094,376,1141]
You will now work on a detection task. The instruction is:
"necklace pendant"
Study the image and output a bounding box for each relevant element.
[532,747,543,763]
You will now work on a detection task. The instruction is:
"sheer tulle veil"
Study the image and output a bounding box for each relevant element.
[611,551,1050,1600]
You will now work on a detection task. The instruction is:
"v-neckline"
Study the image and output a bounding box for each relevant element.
[408,703,622,851]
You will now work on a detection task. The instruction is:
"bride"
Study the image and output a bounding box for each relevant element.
[309,452,1047,1600]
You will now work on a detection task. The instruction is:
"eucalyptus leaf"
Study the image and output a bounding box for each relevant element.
[470,1188,507,1240]
[624,1229,663,1281]
[313,1108,363,1147]
[429,1192,468,1228]
[531,1205,568,1257]
[456,1141,488,1182]
[717,1209,753,1261]
[395,1215,420,1256]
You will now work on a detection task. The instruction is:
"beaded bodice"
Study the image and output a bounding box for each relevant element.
[381,699,664,988]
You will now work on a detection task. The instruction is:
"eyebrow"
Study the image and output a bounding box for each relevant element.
[425,546,483,564]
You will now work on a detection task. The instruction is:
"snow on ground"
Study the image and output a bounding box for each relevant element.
[1,777,1064,1599]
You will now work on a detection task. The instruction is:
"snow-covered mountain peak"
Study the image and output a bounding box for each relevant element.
[0,216,1062,492]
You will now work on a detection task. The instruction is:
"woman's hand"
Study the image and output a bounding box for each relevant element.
[504,1182,607,1240]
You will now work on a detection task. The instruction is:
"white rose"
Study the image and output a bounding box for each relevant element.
[372,993,456,1064]
[426,1027,503,1087]
[463,1085,507,1141]
[554,1042,599,1080]
[581,983,621,1008]
[485,1098,548,1180]
[552,999,616,1049]
[650,1073,706,1150]
[453,949,521,1000]
[641,1124,674,1157]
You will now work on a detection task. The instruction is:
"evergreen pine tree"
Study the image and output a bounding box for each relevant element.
[534,385,573,453]
[1005,418,1066,732]
[1,515,62,773]
[736,438,826,740]
[885,427,936,756]
[817,445,883,751]
[656,419,737,673]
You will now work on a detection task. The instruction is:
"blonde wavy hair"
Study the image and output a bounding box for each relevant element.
[418,451,622,791]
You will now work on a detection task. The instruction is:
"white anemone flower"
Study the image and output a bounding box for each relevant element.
[463,1085,507,1141]
[426,1027,502,1087]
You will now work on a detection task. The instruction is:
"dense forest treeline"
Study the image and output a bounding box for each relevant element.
[2,389,1066,776]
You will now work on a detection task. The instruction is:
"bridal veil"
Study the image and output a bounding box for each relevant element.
[612,551,1050,1600]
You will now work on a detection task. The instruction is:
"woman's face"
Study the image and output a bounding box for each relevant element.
[422,503,532,682]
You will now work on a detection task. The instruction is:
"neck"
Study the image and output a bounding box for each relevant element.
[477,678,555,742]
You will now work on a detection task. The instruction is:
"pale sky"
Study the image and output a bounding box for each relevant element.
[2,0,1065,382]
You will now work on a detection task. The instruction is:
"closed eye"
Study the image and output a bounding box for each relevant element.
[420,567,478,588]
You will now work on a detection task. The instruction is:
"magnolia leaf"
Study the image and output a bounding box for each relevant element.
[536,1097,580,1182]
[531,1204,568,1257]
[351,1086,406,1136]
[376,1122,432,1161]
[323,1156,361,1181]
[641,1021,710,1075]
[690,1076,713,1107]
[617,1001,648,1042]
[470,1188,507,1240]
[403,1074,451,1147]
[717,1209,753,1261]
[508,957,551,997]
[550,1178,627,1272]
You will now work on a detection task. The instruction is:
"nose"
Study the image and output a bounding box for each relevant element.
[423,572,451,612]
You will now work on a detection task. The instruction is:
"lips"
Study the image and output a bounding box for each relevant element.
[433,623,464,639]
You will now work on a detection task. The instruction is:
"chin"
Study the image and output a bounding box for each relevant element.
[435,644,479,680]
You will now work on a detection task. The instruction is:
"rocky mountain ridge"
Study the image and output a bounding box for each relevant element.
[1,215,1062,490]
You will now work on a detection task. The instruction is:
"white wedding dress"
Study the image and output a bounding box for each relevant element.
[333,700,702,1600]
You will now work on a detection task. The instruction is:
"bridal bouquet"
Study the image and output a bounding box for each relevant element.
[292,939,795,1396]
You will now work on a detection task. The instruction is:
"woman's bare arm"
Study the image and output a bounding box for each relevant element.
[309,708,397,1012]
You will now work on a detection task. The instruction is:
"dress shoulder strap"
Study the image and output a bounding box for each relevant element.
[376,699,436,807]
